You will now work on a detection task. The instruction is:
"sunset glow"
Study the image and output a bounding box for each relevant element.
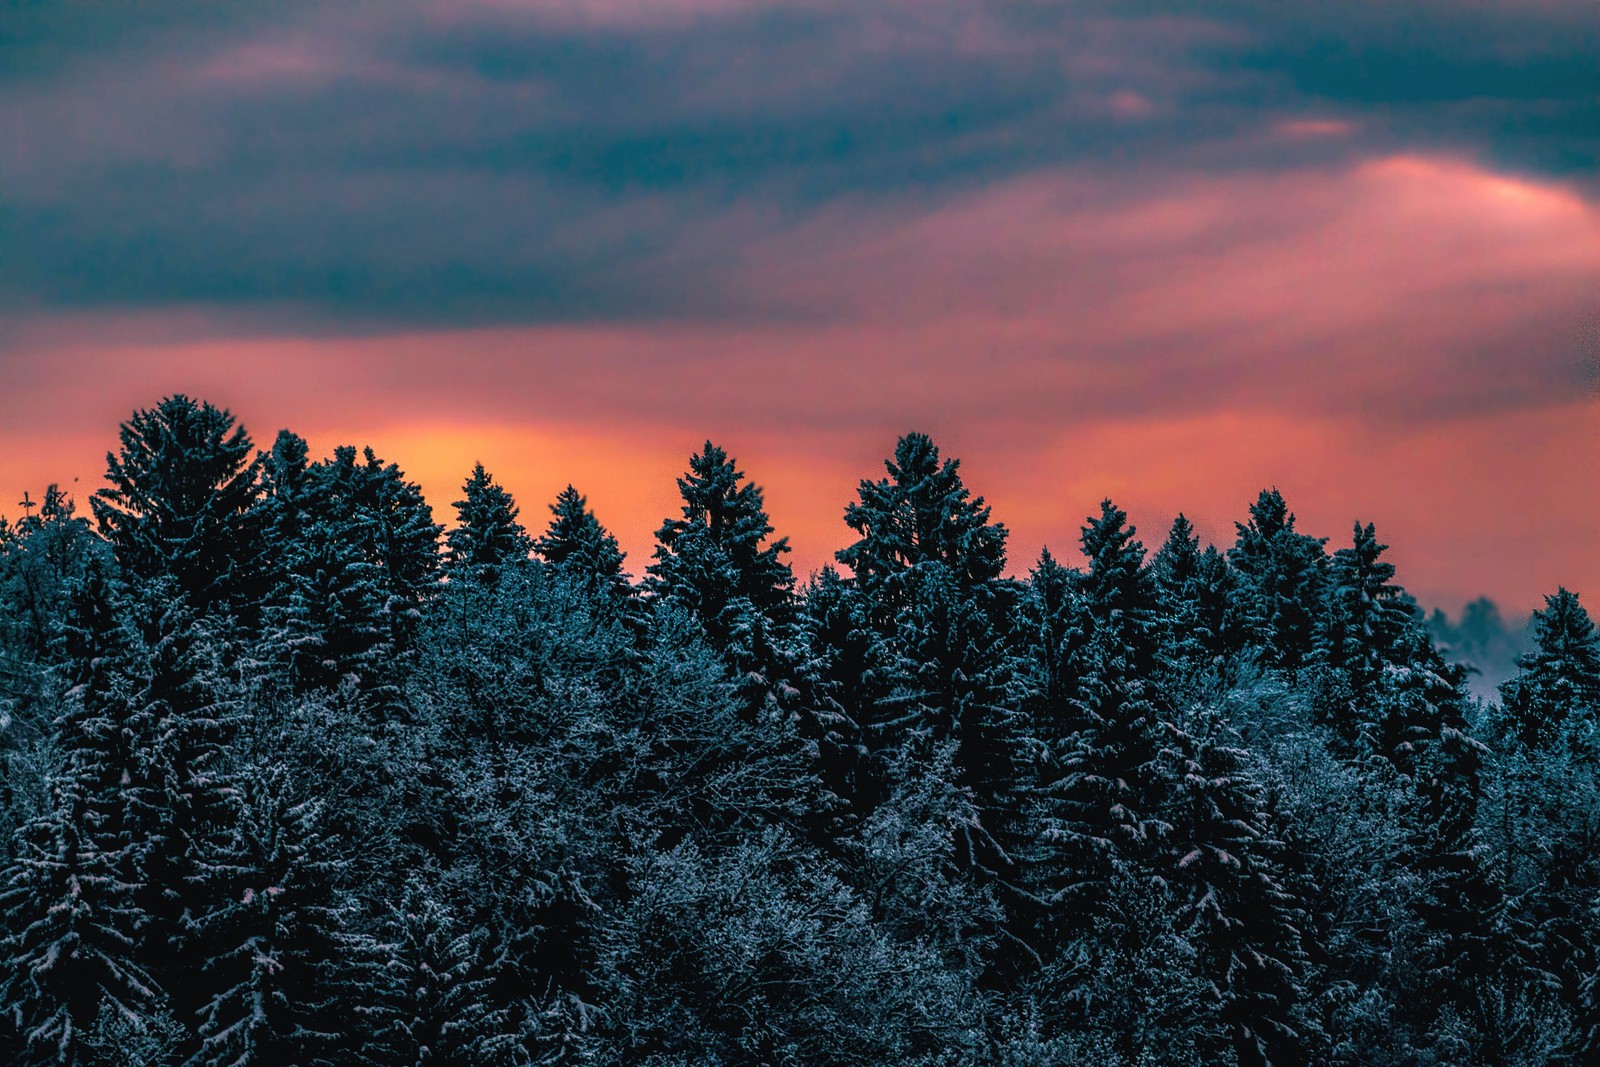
[2,0,1594,617]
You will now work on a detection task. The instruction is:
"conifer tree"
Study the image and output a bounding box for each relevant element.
[360,878,517,1065]
[445,463,532,582]
[834,433,1017,795]
[647,442,794,661]
[872,564,1029,905]
[1314,522,1419,752]
[1488,590,1600,1057]
[836,431,1006,616]
[1079,500,1160,681]
[261,445,442,698]
[797,567,880,823]
[1033,502,1168,940]
[536,485,629,601]
[92,396,264,619]
[120,588,246,1042]
[0,488,111,859]
[0,561,170,1066]
[186,762,355,1066]
[1021,548,1089,744]
[1162,717,1308,1066]
[833,435,1029,964]
[1229,489,1327,675]
[1498,589,1600,751]
[1151,515,1247,686]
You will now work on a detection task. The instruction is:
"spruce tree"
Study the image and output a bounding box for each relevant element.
[1021,548,1089,745]
[121,587,245,1046]
[1162,718,1308,1066]
[360,878,517,1065]
[1498,589,1600,751]
[833,435,1029,969]
[260,445,442,699]
[91,396,264,620]
[445,463,532,583]
[1228,489,1327,675]
[535,485,630,602]
[836,431,1006,616]
[796,567,880,825]
[1151,514,1247,687]
[1032,501,1168,946]
[1489,590,1600,1059]
[186,762,355,1066]
[1314,522,1418,752]
[0,561,172,1065]
[646,441,794,662]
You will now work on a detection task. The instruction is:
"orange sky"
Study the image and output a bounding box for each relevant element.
[3,0,1596,622]
[2,149,1595,620]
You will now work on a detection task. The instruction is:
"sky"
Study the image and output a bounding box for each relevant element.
[1,0,1595,616]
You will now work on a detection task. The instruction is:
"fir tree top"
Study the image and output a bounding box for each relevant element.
[837,432,1006,599]
[91,395,263,617]
[445,463,531,577]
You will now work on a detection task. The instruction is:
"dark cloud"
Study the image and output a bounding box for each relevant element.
[4,0,1590,330]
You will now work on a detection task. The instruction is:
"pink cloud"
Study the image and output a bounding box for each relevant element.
[2,154,1592,612]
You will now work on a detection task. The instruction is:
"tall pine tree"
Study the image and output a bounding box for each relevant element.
[92,396,264,621]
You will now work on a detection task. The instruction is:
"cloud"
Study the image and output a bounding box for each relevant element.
[0,0,1591,612]
[2,0,1591,327]
[6,151,1592,430]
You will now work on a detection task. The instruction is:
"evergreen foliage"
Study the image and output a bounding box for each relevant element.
[445,464,532,582]
[0,401,1589,1065]
[647,441,794,665]
[91,396,264,620]
[535,485,630,606]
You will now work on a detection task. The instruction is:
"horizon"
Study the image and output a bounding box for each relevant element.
[3,0,1595,616]
[0,390,1575,621]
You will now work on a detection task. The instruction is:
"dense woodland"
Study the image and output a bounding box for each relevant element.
[1,395,1596,1066]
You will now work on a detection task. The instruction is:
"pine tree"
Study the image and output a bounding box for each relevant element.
[1498,589,1600,752]
[1079,500,1160,681]
[870,564,1030,914]
[91,396,264,620]
[1229,490,1327,675]
[646,441,794,662]
[0,562,171,1066]
[535,485,629,601]
[833,433,1017,795]
[836,431,1006,616]
[445,464,532,583]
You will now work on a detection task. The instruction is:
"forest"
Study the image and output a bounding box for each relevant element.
[0,394,1595,1066]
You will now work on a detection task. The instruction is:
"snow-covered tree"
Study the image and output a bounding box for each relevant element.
[445,463,532,583]
[1229,489,1327,675]
[185,762,355,1066]
[535,485,631,607]
[259,444,442,700]
[1498,589,1600,752]
[92,396,263,620]
[647,441,794,666]
[837,431,1006,615]
[0,564,170,1066]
